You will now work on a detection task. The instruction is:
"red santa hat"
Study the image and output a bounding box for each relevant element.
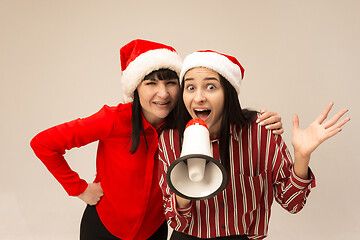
[179,50,245,94]
[119,39,183,103]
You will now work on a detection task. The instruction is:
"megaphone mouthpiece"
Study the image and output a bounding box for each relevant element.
[185,118,208,129]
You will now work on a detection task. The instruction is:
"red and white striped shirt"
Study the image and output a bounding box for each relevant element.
[158,120,315,239]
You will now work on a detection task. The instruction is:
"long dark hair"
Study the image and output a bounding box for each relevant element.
[176,73,257,173]
[129,69,179,153]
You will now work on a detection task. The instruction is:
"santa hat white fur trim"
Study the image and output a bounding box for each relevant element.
[120,48,183,103]
[180,51,242,94]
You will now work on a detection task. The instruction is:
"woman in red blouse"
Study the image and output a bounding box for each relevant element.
[30,39,183,240]
[158,50,350,239]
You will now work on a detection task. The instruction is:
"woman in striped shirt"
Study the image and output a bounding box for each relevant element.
[158,50,350,239]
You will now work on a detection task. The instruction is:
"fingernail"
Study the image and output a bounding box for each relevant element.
[259,121,265,126]
[265,125,269,129]
[256,118,260,123]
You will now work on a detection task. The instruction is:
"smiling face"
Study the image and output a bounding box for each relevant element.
[136,76,179,128]
[183,67,225,137]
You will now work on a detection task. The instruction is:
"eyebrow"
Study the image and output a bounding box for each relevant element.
[144,78,178,82]
[184,77,220,81]
[143,78,158,81]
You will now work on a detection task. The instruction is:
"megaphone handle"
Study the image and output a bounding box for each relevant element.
[187,158,206,182]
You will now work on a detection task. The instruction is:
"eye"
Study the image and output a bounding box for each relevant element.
[143,80,156,85]
[186,85,195,91]
[167,80,178,85]
[207,84,216,90]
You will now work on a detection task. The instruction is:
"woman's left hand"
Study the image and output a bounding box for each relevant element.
[292,103,349,159]
[257,109,284,135]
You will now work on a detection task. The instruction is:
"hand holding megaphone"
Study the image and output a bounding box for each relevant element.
[166,119,228,200]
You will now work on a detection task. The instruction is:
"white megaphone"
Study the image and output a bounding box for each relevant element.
[166,119,228,200]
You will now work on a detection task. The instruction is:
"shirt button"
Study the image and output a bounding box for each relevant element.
[220,202,224,206]
[221,225,225,229]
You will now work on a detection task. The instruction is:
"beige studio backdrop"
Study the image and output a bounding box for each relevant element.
[1,0,359,239]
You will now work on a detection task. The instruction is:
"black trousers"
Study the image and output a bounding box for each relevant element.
[80,205,168,240]
[171,231,249,240]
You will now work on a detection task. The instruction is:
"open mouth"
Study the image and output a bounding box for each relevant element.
[154,101,170,106]
[194,109,211,121]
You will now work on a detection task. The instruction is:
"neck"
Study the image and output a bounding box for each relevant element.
[209,124,221,138]
[152,122,162,129]
[209,129,220,138]
[148,118,164,130]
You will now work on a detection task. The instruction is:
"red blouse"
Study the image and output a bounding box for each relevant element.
[30,103,164,240]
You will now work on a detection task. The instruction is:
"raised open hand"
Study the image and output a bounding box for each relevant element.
[292,103,350,159]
